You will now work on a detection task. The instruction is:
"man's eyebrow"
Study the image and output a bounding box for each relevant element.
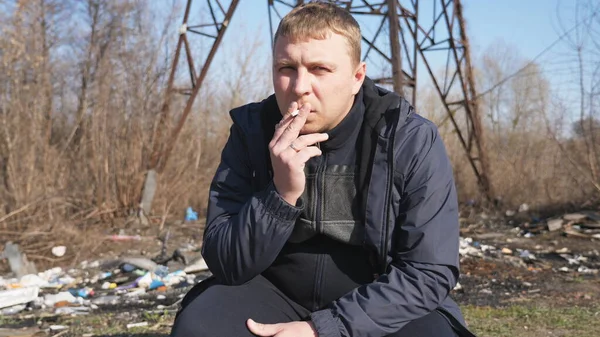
[306,61,336,68]
[274,59,336,68]
[274,59,295,67]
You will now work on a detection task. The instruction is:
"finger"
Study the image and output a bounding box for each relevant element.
[272,102,301,146]
[278,102,300,129]
[271,102,298,145]
[290,133,329,151]
[275,103,311,151]
[285,101,300,118]
[247,319,281,336]
[294,146,323,164]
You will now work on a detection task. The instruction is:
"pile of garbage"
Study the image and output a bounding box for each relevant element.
[512,210,600,239]
[0,253,211,317]
[459,236,599,274]
[456,208,600,272]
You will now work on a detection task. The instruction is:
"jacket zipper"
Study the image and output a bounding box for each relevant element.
[381,163,393,275]
[380,106,399,275]
[312,151,327,310]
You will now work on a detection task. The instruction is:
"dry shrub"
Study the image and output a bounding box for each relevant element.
[429,38,600,210]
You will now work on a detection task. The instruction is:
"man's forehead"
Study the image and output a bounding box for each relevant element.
[273,35,347,59]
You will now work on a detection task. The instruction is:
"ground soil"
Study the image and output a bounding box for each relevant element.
[1,209,599,336]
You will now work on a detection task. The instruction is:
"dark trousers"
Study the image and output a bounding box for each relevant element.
[170,275,458,337]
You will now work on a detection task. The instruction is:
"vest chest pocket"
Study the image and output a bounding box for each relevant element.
[289,166,364,245]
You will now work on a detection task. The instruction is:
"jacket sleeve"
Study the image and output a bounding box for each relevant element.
[201,124,304,285]
[310,121,460,337]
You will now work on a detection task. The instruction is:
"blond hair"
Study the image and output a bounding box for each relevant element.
[274,2,361,65]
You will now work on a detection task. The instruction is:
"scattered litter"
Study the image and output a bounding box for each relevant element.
[91,295,120,306]
[120,257,159,273]
[1,207,596,323]
[49,325,69,331]
[108,234,142,241]
[55,306,90,315]
[127,322,149,329]
[0,246,210,319]
[473,233,505,240]
[458,225,599,279]
[547,219,563,231]
[44,291,77,307]
[577,266,598,274]
[563,213,588,221]
[185,207,198,222]
[519,250,536,260]
[564,229,591,239]
[18,274,47,288]
[0,287,39,309]
[1,303,26,315]
[453,282,463,292]
[51,246,67,257]
[184,257,209,273]
[2,242,37,278]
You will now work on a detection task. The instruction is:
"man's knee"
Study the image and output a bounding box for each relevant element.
[170,276,299,337]
[170,283,240,337]
[171,312,209,337]
[389,310,459,337]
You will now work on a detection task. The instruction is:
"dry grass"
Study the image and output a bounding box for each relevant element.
[463,304,600,337]
[1,304,598,337]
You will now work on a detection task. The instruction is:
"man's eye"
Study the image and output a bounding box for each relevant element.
[314,66,330,72]
[279,66,294,71]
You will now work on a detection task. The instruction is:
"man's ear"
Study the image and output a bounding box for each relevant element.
[352,61,367,95]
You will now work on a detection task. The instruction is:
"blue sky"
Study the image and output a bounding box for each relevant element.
[463,0,569,60]
[164,0,590,115]
[222,0,572,56]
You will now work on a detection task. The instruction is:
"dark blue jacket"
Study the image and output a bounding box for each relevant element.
[202,78,473,337]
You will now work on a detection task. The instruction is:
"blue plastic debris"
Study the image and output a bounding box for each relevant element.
[154,265,169,278]
[148,279,165,290]
[69,287,94,298]
[121,263,136,273]
[185,207,198,222]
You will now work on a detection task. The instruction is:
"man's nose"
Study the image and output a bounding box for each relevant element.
[293,69,311,97]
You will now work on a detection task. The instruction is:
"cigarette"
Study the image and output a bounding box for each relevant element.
[291,109,299,117]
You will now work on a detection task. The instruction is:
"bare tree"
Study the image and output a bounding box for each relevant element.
[553,0,600,195]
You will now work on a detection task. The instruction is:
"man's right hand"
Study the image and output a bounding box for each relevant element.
[269,102,328,206]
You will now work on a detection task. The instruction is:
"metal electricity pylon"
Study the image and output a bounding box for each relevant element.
[141,0,493,217]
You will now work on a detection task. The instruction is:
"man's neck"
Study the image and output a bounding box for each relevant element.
[320,90,364,152]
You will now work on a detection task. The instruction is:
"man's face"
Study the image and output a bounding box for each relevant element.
[272,32,366,135]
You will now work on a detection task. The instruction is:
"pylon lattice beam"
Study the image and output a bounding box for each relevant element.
[149,0,240,173]
[140,0,239,216]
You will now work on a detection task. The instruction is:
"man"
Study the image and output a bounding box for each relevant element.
[171,2,475,337]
